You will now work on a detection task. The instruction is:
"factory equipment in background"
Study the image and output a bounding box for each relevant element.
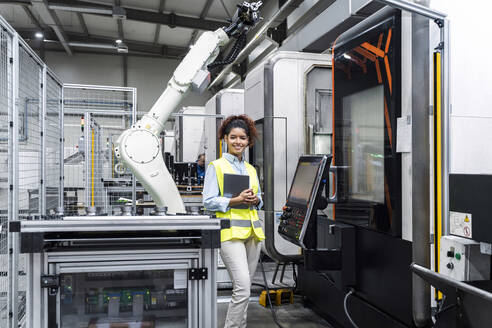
[63,85,138,216]
[204,89,244,166]
[174,106,206,163]
[244,51,332,261]
[161,129,177,159]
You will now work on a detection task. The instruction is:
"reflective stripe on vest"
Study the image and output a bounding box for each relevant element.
[210,157,265,242]
[230,219,263,228]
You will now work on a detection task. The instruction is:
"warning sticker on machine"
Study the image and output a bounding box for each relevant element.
[450,211,472,238]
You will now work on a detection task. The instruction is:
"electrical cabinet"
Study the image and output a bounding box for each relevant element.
[439,235,491,281]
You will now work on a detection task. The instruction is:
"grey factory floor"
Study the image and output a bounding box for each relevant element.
[216,260,333,328]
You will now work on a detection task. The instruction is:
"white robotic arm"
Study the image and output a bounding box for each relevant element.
[115,2,262,214]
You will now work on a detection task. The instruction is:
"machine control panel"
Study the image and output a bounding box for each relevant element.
[278,155,331,249]
[279,206,307,240]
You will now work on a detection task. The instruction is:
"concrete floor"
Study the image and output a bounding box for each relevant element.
[217,299,332,328]
[216,260,332,328]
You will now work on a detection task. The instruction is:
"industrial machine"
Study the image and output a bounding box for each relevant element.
[13,216,223,328]
[278,155,332,250]
[115,1,263,214]
[289,5,452,328]
[174,106,206,163]
[278,155,356,289]
[244,51,332,260]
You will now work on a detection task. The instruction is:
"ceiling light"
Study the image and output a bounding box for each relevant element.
[343,53,351,60]
[116,42,128,53]
[115,39,123,44]
[35,32,43,39]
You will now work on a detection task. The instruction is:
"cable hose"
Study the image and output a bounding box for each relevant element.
[259,256,285,328]
[207,32,247,71]
[343,289,360,328]
[208,35,243,70]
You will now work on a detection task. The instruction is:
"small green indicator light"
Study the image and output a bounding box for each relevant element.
[455,253,461,260]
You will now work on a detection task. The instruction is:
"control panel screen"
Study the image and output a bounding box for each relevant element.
[287,160,322,207]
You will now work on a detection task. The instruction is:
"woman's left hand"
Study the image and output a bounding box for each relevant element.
[245,194,259,206]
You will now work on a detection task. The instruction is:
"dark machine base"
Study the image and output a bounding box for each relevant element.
[434,280,492,328]
[298,225,413,328]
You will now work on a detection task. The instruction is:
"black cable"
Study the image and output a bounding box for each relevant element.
[259,255,285,328]
[318,271,336,287]
[343,289,359,328]
[435,303,457,318]
[207,32,247,71]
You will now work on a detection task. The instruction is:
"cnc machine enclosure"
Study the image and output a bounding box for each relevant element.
[175,106,205,162]
[244,51,332,258]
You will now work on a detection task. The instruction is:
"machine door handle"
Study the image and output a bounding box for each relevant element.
[308,124,314,154]
[327,166,338,203]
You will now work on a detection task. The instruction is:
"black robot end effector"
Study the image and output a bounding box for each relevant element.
[223,1,263,37]
[208,2,262,72]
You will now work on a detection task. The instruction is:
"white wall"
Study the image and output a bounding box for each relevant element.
[44,52,213,114]
[431,0,492,174]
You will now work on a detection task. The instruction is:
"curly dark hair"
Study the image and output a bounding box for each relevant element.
[218,114,258,147]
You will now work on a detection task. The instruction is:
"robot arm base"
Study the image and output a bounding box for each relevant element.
[115,129,186,215]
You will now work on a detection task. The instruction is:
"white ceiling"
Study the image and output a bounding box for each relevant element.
[0,0,239,56]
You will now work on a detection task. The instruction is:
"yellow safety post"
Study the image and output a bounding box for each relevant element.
[91,128,95,207]
[434,51,443,300]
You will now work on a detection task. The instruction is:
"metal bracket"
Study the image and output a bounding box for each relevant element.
[41,275,59,296]
[188,268,208,280]
[9,221,20,232]
[434,41,444,51]
[434,18,444,28]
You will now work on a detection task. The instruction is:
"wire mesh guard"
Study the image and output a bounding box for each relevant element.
[63,86,135,215]
[45,75,62,215]
[0,24,12,328]
[18,46,42,219]
[16,45,45,322]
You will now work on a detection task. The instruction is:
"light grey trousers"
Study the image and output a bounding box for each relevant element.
[220,237,262,328]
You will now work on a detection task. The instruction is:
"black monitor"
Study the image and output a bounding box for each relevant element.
[279,155,331,249]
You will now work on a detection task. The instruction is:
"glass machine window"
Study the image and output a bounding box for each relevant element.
[333,13,401,236]
[59,269,188,328]
[343,85,385,204]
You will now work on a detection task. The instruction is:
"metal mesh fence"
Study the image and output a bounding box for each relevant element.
[63,85,136,215]
[45,74,62,215]
[93,114,135,214]
[18,46,42,218]
[0,16,64,327]
[63,113,85,215]
[0,24,12,328]
[17,45,43,323]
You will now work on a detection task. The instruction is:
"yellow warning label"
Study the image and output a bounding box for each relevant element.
[465,216,470,222]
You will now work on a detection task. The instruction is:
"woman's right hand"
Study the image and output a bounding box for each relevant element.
[238,189,254,203]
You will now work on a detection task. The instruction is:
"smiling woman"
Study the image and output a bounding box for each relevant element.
[202,114,265,328]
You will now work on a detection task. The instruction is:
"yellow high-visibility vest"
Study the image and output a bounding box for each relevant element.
[210,157,265,242]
